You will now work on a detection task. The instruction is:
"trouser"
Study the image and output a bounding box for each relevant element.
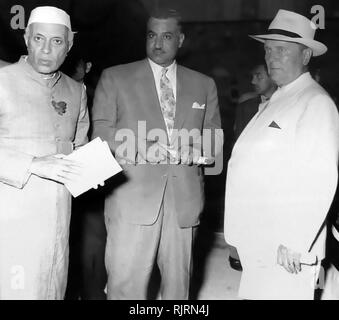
[105,187,195,300]
[80,229,107,300]
[229,246,240,260]
[66,191,107,300]
[322,264,339,300]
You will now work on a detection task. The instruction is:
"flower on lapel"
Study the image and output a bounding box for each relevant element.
[51,100,67,115]
[192,102,205,109]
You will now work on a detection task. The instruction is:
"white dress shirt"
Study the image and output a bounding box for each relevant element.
[148,58,177,101]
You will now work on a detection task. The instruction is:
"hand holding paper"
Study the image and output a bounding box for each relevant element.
[64,137,122,197]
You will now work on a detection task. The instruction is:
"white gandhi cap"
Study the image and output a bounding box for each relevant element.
[27,6,72,31]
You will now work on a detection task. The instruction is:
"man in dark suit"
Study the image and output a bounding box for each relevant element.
[235,63,276,139]
[91,8,223,299]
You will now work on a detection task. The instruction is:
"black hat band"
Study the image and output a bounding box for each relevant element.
[268,29,302,38]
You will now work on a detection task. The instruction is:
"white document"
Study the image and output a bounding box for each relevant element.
[64,137,122,197]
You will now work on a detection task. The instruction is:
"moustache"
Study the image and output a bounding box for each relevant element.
[153,49,165,54]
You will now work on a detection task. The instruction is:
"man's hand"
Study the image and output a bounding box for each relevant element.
[156,143,200,165]
[138,140,168,164]
[177,145,201,165]
[93,181,105,189]
[30,154,82,184]
[158,143,215,166]
[157,143,205,165]
[277,244,301,274]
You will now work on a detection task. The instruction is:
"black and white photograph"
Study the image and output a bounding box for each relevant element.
[0,0,338,306]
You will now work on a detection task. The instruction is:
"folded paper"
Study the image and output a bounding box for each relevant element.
[64,137,122,197]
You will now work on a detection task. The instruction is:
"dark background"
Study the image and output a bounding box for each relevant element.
[1,0,339,231]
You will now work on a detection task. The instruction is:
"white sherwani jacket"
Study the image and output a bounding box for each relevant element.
[0,57,89,299]
[224,72,339,299]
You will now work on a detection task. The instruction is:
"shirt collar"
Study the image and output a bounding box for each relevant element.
[19,55,61,88]
[148,58,177,80]
[271,72,312,101]
[260,95,269,103]
[282,72,311,89]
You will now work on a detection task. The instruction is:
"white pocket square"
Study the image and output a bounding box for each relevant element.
[192,102,205,109]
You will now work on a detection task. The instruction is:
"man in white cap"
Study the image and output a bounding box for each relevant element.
[0,6,89,299]
[224,9,339,299]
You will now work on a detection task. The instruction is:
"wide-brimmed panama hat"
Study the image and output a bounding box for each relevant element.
[249,9,327,56]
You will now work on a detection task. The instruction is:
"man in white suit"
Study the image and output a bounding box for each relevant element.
[0,6,89,299]
[224,9,339,299]
[0,60,9,68]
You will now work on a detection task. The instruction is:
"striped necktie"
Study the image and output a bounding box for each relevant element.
[160,67,176,139]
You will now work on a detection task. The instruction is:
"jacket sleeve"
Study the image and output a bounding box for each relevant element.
[0,147,34,188]
[90,69,137,164]
[73,83,89,149]
[203,77,224,175]
[91,69,118,148]
[282,94,339,256]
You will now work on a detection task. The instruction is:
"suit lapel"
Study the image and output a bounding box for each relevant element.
[136,59,168,135]
[172,65,191,142]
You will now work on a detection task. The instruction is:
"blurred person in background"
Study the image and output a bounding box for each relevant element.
[64,54,107,300]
